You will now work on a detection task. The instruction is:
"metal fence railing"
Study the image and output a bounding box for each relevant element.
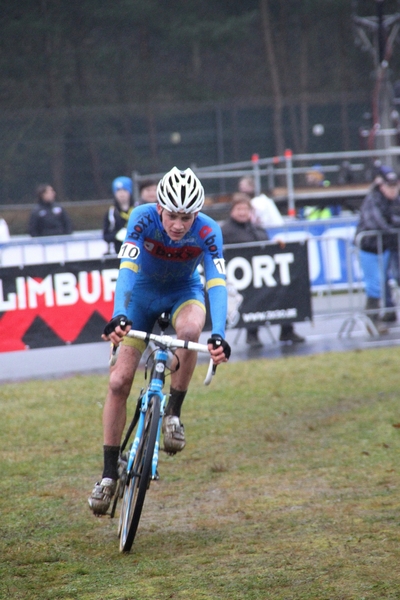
[2,226,399,339]
[0,231,108,267]
[132,146,400,217]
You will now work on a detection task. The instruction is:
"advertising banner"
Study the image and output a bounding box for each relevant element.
[268,218,360,290]
[223,241,312,330]
[0,242,311,352]
[0,258,119,352]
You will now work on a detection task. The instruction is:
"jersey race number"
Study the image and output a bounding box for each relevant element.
[213,258,226,275]
[118,242,140,260]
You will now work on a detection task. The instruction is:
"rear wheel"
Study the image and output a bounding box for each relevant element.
[119,395,160,552]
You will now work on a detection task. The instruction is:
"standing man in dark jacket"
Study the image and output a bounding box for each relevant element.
[29,184,73,237]
[221,193,305,346]
[355,165,400,331]
[103,176,134,254]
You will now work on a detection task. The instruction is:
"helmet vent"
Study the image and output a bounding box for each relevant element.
[167,190,178,208]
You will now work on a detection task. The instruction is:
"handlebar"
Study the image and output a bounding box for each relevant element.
[109,329,217,386]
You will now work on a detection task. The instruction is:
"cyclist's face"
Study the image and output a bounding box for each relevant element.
[157,206,196,240]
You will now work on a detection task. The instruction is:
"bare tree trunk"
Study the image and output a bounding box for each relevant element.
[337,12,351,151]
[231,104,240,162]
[192,40,202,78]
[110,47,138,178]
[259,0,285,155]
[147,106,159,172]
[121,111,138,177]
[277,0,300,153]
[74,49,105,198]
[41,0,66,198]
[340,94,350,151]
[50,112,66,198]
[299,21,309,153]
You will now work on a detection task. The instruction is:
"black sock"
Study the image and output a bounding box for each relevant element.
[102,445,120,480]
[165,387,187,418]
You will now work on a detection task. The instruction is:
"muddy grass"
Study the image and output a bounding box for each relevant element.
[1,348,400,599]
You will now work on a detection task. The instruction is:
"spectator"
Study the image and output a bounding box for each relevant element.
[221,193,305,346]
[135,179,158,206]
[355,165,400,333]
[28,184,73,237]
[238,175,284,228]
[305,164,330,188]
[103,176,134,254]
[0,216,10,242]
[303,165,338,218]
[302,205,333,220]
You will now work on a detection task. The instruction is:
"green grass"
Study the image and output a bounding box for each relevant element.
[1,348,400,599]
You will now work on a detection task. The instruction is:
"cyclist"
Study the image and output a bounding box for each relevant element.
[89,166,231,515]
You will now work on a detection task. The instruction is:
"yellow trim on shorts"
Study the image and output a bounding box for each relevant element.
[121,335,147,353]
[171,299,206,329]
[206,278,226,291]
[120,261,139,273]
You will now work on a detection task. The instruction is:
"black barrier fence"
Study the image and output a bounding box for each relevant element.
[0,241,311,352]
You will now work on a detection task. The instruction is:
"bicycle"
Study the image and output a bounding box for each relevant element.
[109,313,216,553]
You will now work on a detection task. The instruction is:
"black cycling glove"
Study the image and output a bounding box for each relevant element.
[207,334,231,360]
[103,314,132,337]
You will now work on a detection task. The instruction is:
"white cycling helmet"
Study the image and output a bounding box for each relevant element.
[157,167,205,213]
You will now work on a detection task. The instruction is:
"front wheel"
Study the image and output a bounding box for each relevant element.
[119,394,160,552]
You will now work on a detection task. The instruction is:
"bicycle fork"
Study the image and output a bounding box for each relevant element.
[147,346,169,479]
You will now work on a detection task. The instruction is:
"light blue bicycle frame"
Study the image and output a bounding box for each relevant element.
[126,345,169,480]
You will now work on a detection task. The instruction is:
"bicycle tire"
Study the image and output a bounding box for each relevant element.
[119,394,160,552]
[112,401,141,522]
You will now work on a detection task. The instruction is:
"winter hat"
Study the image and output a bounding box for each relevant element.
[112,176,132,194]
[379,165,398,186]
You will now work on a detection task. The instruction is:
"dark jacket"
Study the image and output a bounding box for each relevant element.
[102,202,133,254]
[220,215,296,336]
[221,217,269,245]
[356,186,400,253]
[29,201,73,237]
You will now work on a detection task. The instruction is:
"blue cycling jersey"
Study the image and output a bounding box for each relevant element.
[113,204,227,337]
